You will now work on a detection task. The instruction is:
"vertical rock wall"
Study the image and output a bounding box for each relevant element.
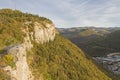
[1,21,57,80]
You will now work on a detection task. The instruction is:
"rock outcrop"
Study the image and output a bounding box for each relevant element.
[0,9,112,80]
[34,22,56,44]
[0,21,57,80]
[3,45,34,80]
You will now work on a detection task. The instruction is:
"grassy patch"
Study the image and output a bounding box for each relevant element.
[1,54,15,68]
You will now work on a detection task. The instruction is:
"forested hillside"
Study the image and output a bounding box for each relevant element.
[0,9,112,80]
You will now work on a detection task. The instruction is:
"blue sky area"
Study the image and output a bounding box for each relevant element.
[0,0,120,28]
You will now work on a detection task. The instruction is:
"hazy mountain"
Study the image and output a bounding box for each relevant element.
[58,27,120,37]
[81,30,120,56]
[58,27,120,56]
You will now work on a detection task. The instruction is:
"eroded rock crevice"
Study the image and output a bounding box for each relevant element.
[0,21,57,80]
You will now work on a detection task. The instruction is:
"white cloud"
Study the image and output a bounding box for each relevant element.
[41,0,119,27]
[0,0,120,28]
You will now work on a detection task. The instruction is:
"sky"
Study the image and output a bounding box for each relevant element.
[0,0,120,28]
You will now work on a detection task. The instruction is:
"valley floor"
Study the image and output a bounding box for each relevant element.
[93,52,120,74]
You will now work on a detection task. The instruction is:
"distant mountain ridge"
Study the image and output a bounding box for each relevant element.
[58,27,120,56]
[83,30,120,56]
[58,27,115,39]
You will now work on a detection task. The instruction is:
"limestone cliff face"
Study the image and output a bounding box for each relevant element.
[34,22,56,44]
[3,45,34,80]
[1,21,57,80]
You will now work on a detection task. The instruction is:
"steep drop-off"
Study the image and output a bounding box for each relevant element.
[0,9,112,80]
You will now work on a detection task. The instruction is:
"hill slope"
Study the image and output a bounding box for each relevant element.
[0,9,112,80]
[58,27,111,51]
[82,30,120,56]
[29,35,112,80]
[58,27,120,56]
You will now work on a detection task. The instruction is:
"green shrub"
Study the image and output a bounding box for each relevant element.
[28,35,111,80]
[2,54,15,68]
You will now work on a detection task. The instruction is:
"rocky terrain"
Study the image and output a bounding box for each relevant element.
[0,9,116,80]
[0,20,56,80]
